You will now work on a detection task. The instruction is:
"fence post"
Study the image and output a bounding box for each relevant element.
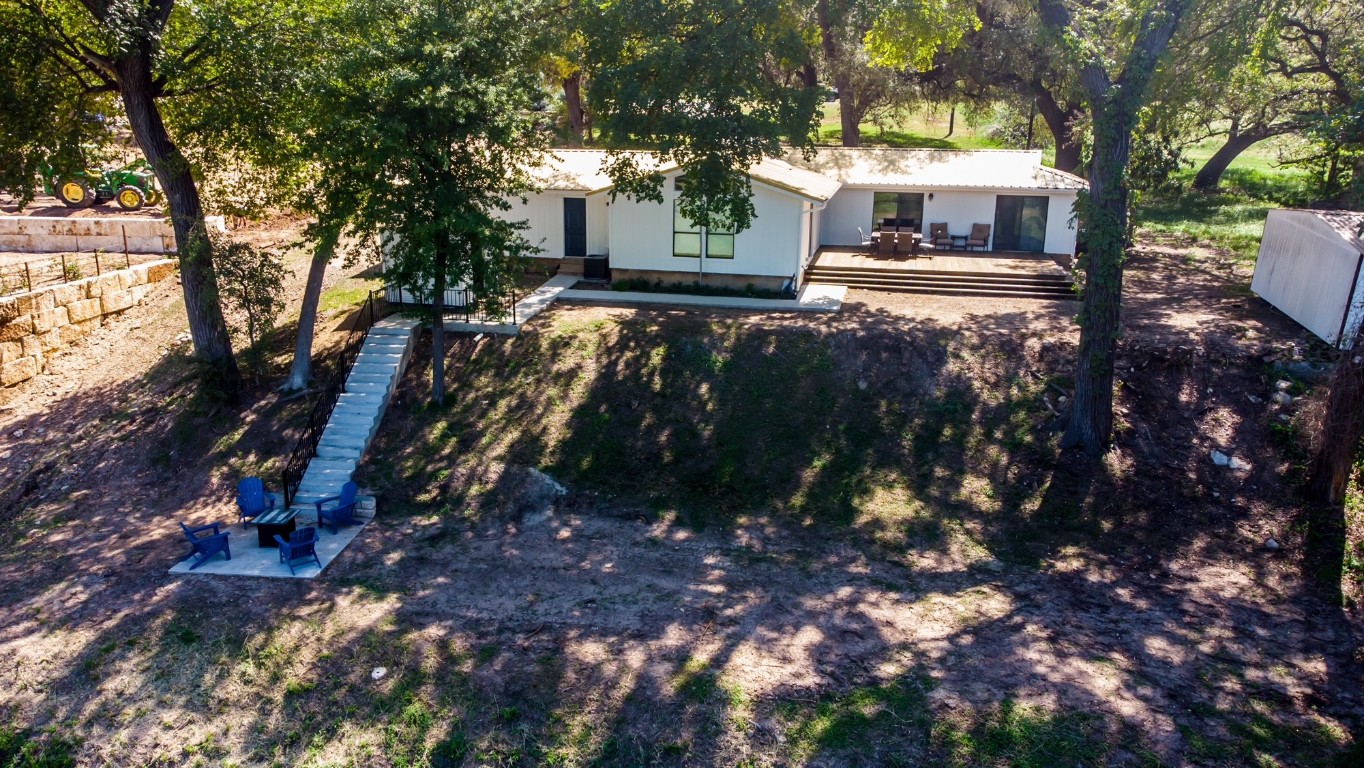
[122,224,129,261]
[61,254,68,284]
[25,261,33,292]
[95,251,101,276]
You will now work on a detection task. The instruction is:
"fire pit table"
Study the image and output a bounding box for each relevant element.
[253,507,299,548]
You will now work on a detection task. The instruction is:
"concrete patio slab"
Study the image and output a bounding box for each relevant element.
[169,515,368,579]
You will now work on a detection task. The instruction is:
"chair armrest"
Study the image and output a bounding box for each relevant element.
[314,495,342,513]
[185,522,221,536]
[197,531,230,546]
[273,534,289,549]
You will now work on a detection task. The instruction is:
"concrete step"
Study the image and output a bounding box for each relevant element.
[306,458,357,474]
[355,351,404,362]
[346,373,394,386]
[369,323,418,336]
[315,442,363,460]
[337,393,385,408]
[345,382,391,395]
[331,404,379,420]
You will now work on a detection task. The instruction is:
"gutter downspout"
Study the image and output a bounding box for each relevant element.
[798,199,830,291]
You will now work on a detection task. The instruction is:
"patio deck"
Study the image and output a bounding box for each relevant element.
[810,247,1070,277]
[169,512,370,579]
[806,247,1077,300]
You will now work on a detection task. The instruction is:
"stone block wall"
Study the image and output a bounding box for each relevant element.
[0,214,227,254]
[0,259,177,386]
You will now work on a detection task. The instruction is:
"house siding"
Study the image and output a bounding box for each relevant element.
[820,187,1080,255]
[605,171,805,280]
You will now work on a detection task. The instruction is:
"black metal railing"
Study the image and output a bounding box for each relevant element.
[280,288,388,507]
[388,286,519,325]
[1,251,149,298]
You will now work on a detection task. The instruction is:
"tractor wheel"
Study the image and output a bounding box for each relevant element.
[115,185,146,211]
[145,188,163,206]
[56,179,95,208]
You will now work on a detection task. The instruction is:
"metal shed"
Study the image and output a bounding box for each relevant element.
[1251,209,1364,347]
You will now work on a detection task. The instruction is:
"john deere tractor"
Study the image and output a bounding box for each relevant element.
[42,159,163,211]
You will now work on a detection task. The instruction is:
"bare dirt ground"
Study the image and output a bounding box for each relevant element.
[0,192,168,219]
[0,232,1359,766]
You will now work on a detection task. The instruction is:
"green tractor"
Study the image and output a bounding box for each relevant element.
[42,159,163,211]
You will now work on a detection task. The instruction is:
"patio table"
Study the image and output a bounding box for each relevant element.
[950,234,969,250]
[253,507,299,548]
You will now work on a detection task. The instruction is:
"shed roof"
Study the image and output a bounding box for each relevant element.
[528,149,842,202]
[782,147,1089,191]
[1310,210,1364,253]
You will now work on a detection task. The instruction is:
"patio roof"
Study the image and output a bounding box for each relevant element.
[783,147,1089,192]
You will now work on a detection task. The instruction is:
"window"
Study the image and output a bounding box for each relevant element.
[706,215,735,259]
[872,192,925,231]
[673,202,701,257]
[672,201,735,259]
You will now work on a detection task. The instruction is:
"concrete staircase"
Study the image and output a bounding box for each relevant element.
[804,263,1078,300]
[289,316,420,511]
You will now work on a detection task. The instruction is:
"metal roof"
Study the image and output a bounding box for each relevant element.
[783,147,1089,191]
[1312,210,1364,253]
[528,147,1087,198]
[528,150,842,202]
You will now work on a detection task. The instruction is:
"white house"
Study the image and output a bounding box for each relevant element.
[503,147,1086,291]
[1252,208,1364,347]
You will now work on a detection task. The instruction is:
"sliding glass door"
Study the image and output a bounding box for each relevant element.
[993,195,1049,252]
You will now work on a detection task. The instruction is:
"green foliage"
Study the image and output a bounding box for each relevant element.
[212,236,286,375]
[1128,115,1189,194]
[864,0,980,72]
[0,4,114,206]
[0,725,77,768]
[300,0,547,317]
[933,699,1110,767]
[585,0,821,232]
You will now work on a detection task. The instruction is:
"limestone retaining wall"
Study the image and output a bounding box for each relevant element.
[0,259,177,386]
[0,215,226,254]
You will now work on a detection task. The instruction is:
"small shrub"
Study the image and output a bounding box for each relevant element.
[610,277,792,300]
[61,261,83,283]
[210,233,286,378]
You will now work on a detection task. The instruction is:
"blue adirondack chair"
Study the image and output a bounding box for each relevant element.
[180,521,231,570]
[315,481,361,534]
[236,477,276,526]
[275,526,322,574]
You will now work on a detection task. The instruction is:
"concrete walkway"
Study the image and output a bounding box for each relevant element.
[558,282,846,312]
[444,274,578,335]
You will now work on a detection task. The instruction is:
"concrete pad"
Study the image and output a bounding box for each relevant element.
[797,283,847,311]
[168,518,366,579]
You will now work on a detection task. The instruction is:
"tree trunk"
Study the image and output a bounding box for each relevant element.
[1060,101,1135,455]
[282,226,340,391]
[944,105,955,138]
[1035,89,1085,174]
[563,71,586,145]
[431,243,447,406]
[1192,127,1273,191]
[115,52,239,395]
[838,76,860,147]
[1308,338,1364,504]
